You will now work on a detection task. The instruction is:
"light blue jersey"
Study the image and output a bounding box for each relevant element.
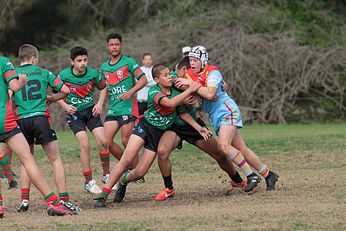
[202,70,243,135]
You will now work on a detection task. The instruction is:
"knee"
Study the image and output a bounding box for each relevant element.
[157,147,169,160]
[218,142,230,153]
[98,138,108,151]
[121,137,129,147]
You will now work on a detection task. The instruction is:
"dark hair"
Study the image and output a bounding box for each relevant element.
[175,56,190,70]
[143,53,152,59]
[18,44,38,62]
[152,64,167,78]
[70,46,88,60]
[106,33,122,43]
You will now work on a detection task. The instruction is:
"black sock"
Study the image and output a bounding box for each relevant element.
[163,175,173,190]
[228,171,243,183]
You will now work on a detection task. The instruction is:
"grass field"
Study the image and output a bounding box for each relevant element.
[1,123,346,230]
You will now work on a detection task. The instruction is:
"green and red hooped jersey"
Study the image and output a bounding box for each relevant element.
[99,55,144,117]
[13,64,64,119]
[144,84,182,130]
[0,57,18,134]
[58,66,106,111]
[169,70,198,127]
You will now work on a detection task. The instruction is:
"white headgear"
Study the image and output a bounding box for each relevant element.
[188,46,209,69]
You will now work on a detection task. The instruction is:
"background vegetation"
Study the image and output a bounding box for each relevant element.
[1,0,346,128]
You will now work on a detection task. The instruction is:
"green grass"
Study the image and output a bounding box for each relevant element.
[2,123,346,230]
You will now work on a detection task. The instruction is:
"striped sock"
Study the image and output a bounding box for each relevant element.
[230,151,254,177]
[44,192,61,206]
[59,192,69,202]
[99,152,110,175]
[21,188,30,201]
[100,187,111,198]
[258,164,270,178]
[83,170,93,183]
[0,154,15,181]
[0,194,3,206]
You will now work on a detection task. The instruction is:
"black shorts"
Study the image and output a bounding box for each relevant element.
[104,115,136,126]
[138,102,148,116]
[67,107,103,134]
[132,118,164,152]
[17,116,57,145]
[0,126,21,143]
[168,118,210,145]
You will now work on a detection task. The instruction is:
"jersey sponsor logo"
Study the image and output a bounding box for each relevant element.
[122,115,129,121]
[70,96,93,106]
[108,85,127,100]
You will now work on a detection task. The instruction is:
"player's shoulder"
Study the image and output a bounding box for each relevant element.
[122,55,138,65]
[100,59,111,69]
[86,66,98,75]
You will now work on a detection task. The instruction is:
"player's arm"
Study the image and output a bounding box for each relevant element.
[196,86,218,101]
[47,85,70,104]
[119,74,147,101]
[57,99,77,115]
[159,82,201,108]
[8,74,28,92]
[179,112,212,140]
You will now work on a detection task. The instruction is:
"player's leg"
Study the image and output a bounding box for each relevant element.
[232,130,279,190]
[218,125,260,192]
[0,182,3,218]
[75,131,101,194]
[6,133,75,215]
[104,120,123,160]
[155,131,181,201]
[17,144,34,213]
[91,127,111,183]
[94,134,145,207]
[194,137,247,188]
[0,144,16,188]
[120,120,139,169]
[114,147,156,203]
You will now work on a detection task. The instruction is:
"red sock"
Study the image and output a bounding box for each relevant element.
[21,188,30,201]
[83,170,93,183]
[44,192,61,206]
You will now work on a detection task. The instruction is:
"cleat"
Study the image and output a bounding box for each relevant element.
[17,200,29,212]
[155,188,175,201]
[47,203,76,216]
[0,205,4,218]
[229,180,247,189]
[244,173,261,192]
[135,177,145,184]
[84,179,102,194]
[8,180,17,189]
[113,182,127,203]
[265,171,279,191]
[101,174,110,184]
[60,200,81,212]
[93,196,107,208]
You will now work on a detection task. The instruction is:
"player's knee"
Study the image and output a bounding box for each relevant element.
[218,142,230,153]
[98,139,108,151]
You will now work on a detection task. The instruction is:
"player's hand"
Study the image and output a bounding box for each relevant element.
[174,78,192,88]
[18,74,28,85]
[65,105,77,115]
[221,80,228,92]
[119,91,132,101]
[198,127,213,140]
[188,81,202,93]
[211,94,219,101]
[183,95,197,105]
[46,95,54,105]
[92,103,103,116]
